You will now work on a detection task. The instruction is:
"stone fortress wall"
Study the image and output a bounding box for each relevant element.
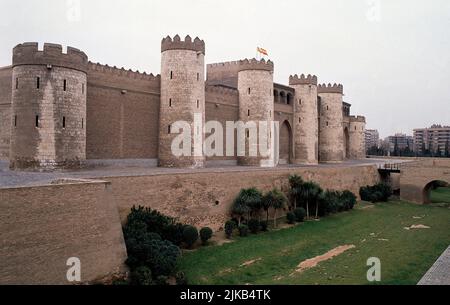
[0,34,366,169]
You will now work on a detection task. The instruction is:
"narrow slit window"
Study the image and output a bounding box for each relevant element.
[82,83,85,94]
[169,98,172,107]
[36,77,40,89]
[63,80,67,91]
[14,115,17,127]
[168,125,171,134]
[248,88,251,94]
[299,118,301,123]
[15,78,18,90]
[197,73,199,81]
[326,121,329,127]
[299,99,302,105]
[82,118,84,129]
[248,110,250,117]
[62,116,66,128]
[197,100,199,108]
[170,71,173,79]
[35,115,39,127]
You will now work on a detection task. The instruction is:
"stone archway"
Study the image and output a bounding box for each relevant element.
[422,180,449,204]
[400,159,450,204]
[344,127,350,159]
[279,120,292,165]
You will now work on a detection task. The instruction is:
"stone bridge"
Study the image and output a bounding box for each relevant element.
[400,159,450,204]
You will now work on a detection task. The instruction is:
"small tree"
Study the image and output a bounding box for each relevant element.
[182,225,198,248]
[289,175,304,210]
[263,189,288,228]
[299,181,322,219]
[199,227,213,245]
[232,188,263,223]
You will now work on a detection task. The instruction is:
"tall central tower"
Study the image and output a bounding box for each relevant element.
[159,35,206,168]
[289,74,319,164]
[318,83,345,163]
[237,59,274,167]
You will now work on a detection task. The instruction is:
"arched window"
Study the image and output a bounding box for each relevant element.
[287,93,292,105]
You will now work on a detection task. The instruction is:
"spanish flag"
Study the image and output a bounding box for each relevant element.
[257,47,268,56]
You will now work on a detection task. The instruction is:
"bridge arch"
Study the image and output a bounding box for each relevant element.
[422,180,449,204]
[400,159,450,204]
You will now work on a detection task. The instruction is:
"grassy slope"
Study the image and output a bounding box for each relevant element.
[180,201,450,285]
[431,187,450,204]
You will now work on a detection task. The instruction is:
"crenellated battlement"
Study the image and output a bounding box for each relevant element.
[161,35,205,54]
[349,115,366,123]
[317,83,343,94]
[205,85,238,96]
[289,74,318,86]
[237,58,274,72]
[13,42,88,72]
[87,61,160,81]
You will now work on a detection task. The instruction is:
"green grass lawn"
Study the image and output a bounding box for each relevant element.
[431,187,450,204]
[180,201,450,285]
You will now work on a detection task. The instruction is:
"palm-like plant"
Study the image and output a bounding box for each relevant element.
[263,189,288,227]
[288,175,304,210]
[300,181,322,220]
[232,188,263,224]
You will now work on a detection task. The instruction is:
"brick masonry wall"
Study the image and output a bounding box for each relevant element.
[205,85,239,161]
[103,164,380,231]
[86,66,160,159]
[0,66,12,160]
[0,180,127,284]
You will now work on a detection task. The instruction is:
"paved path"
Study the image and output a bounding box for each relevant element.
[0,158,409,189]
[418,246,450,285]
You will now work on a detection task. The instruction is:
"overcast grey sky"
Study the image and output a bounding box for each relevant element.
[0,0,449,138]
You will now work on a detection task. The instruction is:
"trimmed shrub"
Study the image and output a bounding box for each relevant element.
[130,266,153,286]
[248,219,260,234]
[341,190,357,210]
[225,220,235,239]
[260,220,269,232]
[162,223,185,246]
[175,271,188,286]
[199,227,213,245]
[293,208,306,222]
[238,224,249,237]
[155,275,169,286]
[182,225,199,248]
[360,183,392,203]
[286,212,296,224]
[126,239,181,278]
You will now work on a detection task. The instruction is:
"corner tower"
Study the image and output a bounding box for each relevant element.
[289,74,319,164]
[317,83,345,163]
[159,35,206,168]
[10,42,88,170]
[348,116,366,159]
[237,59,275,167]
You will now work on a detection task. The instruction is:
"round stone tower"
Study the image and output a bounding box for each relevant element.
[318,83,345,163]
[289,74,319,164]
[237,59,274,167]
[10,42,88,170]
[159,35,205,168]
[349,116,366,159]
